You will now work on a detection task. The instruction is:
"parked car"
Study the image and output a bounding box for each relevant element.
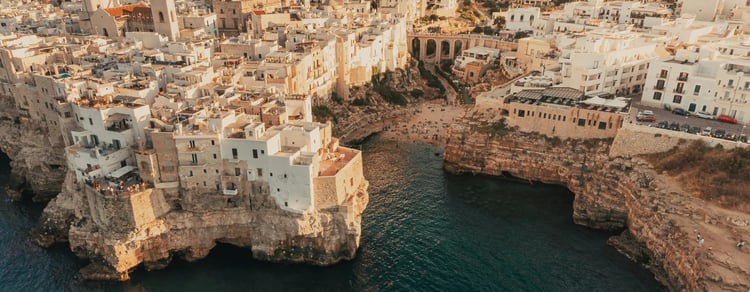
[671,108,690,116]
[717,114,738,124]
[688,126,700,134]
[702,127,712,136]
[725,133,738,141]
[712,129,726,139]
[680,123,691,132]
[740,135,748,143]
[695,111,715,119]
[637,115,656,122]
[641,110,654,116]
[656,121,669,129]
[669,122,681,131]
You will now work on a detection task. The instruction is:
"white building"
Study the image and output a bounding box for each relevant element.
[557,26,663,95]
[506,7,540,32]
[642,37,750,122]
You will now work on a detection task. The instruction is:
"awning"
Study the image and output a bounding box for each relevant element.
[108,165,136,178]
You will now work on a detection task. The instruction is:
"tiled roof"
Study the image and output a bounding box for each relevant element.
[104,3,147,17]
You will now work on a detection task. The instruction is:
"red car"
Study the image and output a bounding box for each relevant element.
[717,114,737,124]
[637,115,656,122]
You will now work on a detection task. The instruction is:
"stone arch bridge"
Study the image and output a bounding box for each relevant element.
[407,33,518,65]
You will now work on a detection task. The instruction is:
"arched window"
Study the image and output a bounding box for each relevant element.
[158,11,164,23]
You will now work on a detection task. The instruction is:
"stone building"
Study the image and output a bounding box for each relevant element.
[501,87,629,139]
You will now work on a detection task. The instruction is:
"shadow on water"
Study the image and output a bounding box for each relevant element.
[0,137,663,291]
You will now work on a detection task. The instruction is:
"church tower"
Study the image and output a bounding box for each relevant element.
[150,0,179,41]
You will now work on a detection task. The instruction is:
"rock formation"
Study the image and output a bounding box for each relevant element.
[0,96,66,201]
[34,170,368,280]
[444,119,750,291]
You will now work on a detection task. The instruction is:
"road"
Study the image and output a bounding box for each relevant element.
[424,64,458,105]
[631,103,750,138]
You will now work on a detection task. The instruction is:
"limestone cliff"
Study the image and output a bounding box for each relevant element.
[444,122,750,291]
[0,95,66,201]
[34,171,368,280]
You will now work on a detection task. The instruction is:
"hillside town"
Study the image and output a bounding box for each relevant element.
[0,0,749,287]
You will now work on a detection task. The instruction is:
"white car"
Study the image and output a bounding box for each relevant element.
[702,127,712,136]
[695,111,715,119]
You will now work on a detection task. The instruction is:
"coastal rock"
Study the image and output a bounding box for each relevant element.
[42,174,368,280]
[443,122,750,291]
[0,95,66,202]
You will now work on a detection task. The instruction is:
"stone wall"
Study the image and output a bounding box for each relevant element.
[610,123,743,158]
[443,122,750,291]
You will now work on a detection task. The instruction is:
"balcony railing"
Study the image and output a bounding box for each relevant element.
[674,89,685,94]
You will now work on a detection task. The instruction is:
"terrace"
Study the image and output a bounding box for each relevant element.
[318,147,359,177]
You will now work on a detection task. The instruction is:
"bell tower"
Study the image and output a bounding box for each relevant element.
[150,0,179,41]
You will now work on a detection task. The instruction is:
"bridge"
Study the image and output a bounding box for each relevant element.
[407,33,518,65]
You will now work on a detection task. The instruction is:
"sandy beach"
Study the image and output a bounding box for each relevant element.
[380,100,469,146]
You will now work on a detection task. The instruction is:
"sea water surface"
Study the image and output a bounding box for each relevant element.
[0,136,661,291]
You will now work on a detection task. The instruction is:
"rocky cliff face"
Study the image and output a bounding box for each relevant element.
[444,123,750,291]
[0,95,66,201]
[34,175,369,280]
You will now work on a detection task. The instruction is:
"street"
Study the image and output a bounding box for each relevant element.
[631,103,750,139]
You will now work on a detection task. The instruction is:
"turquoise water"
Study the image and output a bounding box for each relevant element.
[0,137,662,291]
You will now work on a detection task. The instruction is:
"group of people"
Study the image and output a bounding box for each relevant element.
[695,230,746,252]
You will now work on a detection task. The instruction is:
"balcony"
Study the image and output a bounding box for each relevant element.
[223,188,238,195]
[674,88,685,94]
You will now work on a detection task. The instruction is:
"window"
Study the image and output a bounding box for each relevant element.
[655,80,665,90]
[235,168,241,176]
[673,95,682,104]
[284,174,287,178]
[270,172,273,177]
[158,11,165,23]
[653,91,662,101]
[189,170,193,177]
[694,85,701,95]
[678,72,688,81]
[659,69,668,78]
[191,153,198,164]
[729,79,735,87]
[252,149,258,159]
[598,122,607,130]
[261,150,265,154]
[518,110,525,117]
[213,154,217,159]
[232,148,238,159]
[578,119,586,126]
[89,118,93,125]
[189,140,196,149]
[211,140,215,145]
[257,168,263,177]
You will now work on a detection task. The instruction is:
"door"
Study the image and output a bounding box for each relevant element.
[688,103,696,112]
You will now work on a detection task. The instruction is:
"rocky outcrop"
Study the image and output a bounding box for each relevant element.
[0,95,66,201]
[37,174,369,281]
[444,123,750,291]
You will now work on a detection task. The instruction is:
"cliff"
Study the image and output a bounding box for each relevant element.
[0,96,66,201]
[34,172,368,280]
[444,117,750,291]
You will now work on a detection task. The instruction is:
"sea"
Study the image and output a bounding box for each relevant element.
[0,136,662,291]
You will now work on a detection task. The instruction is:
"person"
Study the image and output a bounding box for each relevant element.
[738,240,745,250]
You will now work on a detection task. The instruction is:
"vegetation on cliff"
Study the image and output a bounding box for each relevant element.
[645,140,750,212]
